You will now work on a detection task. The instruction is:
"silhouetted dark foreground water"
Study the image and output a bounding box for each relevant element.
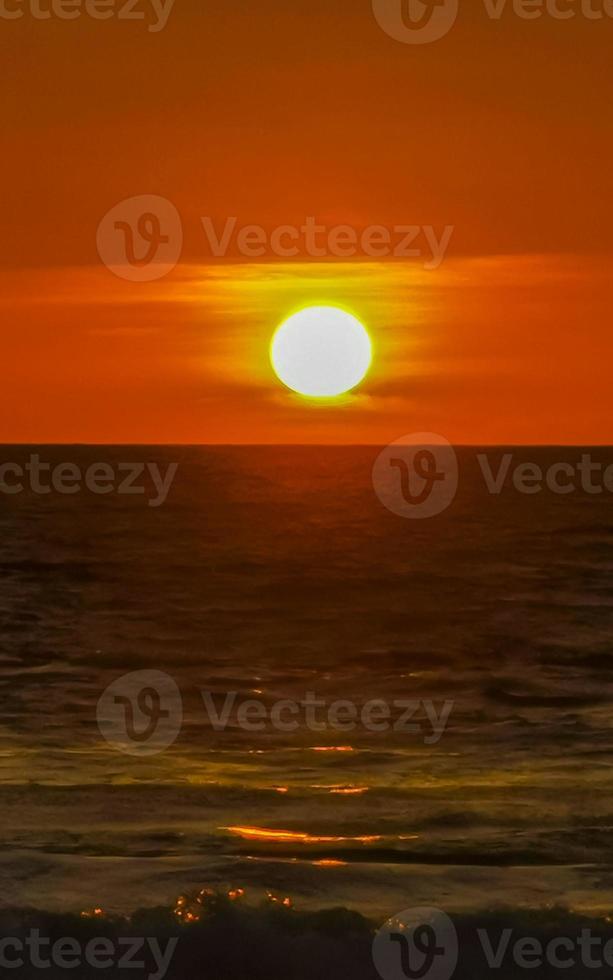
[4,898,613,980]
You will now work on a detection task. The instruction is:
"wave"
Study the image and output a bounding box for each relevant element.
[3,894,613,980]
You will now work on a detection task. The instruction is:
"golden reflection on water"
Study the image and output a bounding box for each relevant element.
[173,886,292,923]
[223,826,382,844]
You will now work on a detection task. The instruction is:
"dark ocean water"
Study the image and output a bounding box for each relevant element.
[1,446,613,919]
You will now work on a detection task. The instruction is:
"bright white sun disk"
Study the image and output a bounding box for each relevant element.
[270,306,372,397]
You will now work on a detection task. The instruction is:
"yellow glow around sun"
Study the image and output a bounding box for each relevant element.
[270,306,372,397]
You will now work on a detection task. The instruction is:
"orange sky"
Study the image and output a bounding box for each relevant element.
[1,0,612,443]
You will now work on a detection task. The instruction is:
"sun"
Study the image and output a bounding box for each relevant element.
[270,306,372,398]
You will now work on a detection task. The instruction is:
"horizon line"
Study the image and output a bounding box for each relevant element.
[0,443,612,450]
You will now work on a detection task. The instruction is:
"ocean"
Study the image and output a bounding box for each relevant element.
[1,445,612,925]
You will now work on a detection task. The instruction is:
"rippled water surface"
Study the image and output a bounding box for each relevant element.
[1,446,612,916]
